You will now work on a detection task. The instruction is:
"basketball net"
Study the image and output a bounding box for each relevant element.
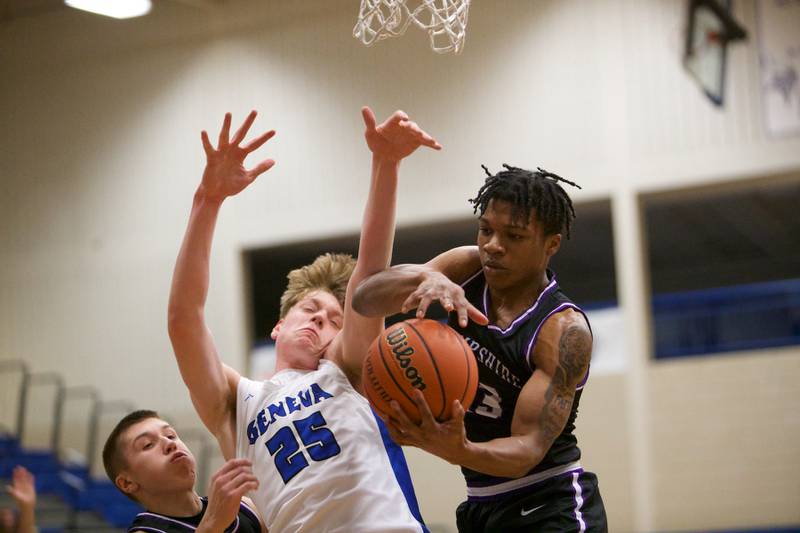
[353,0,472,54]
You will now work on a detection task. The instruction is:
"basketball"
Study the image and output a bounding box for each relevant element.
[362,318,479,424]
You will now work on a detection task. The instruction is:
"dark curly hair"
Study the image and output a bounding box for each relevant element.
[469,164,581,238]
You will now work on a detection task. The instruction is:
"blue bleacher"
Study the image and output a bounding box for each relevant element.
[653,278,800,359]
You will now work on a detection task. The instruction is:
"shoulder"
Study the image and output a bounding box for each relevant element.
[532,308,592,374]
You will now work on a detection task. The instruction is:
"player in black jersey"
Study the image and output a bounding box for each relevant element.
[354,165,608,532]
[102,410,265,533]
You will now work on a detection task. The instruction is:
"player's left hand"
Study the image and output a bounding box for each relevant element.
[385,389,468,465]
[361,107,442,163]
[6,466,36,513]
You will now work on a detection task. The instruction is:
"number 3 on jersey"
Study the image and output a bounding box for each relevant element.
[265,411,341,483]
[471,383,503,419]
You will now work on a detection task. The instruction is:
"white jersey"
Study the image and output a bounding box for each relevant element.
[236,359,426,533]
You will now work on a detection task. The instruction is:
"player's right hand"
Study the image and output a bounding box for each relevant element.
[199,458,259,532]
[401,271,488,328]
[361,106,442,163]
[198,111,276,203]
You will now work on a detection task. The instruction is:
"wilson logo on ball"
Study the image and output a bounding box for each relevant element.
[386,327,426,390]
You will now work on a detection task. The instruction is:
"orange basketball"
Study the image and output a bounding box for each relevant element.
[362,318,479,424]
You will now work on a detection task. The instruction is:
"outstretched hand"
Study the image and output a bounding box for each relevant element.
[6,466,36,513]
[199,111,276,202]
[361,107,442,163]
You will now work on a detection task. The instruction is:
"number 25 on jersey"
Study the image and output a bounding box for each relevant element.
[265,411,341,483]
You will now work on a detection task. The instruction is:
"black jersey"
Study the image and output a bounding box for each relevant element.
[128,497,261,533]
[449,269,591,499]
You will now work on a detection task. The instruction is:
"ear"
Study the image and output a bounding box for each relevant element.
[115,472,139,497]
[270,319,284,340]
[545,233,561,258]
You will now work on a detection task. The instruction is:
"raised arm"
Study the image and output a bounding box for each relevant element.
[352,246,488,328]
[327,107,441,384]
[167,111,275,457]
[387,309,591,478]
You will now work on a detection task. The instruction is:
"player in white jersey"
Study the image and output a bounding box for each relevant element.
[168,107,441,532]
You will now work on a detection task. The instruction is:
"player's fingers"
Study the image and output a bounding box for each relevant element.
[467,302,489,325]
[385,422,409,445]
[231,110,257,146]
[441,295,454,313]
[215,459,252,480]
[361,106,377,131]
[242,129,275,153]
[416,295,433,318]
[239,480,259,494]
[389,400,416,430]
[452,399,466,424]
[249,159,276,180]
[201,131,214,158]
[226,471,259,491]
[418,131,442,150]
[219,467,255,489]
[390,110,409,125]
[455,302,469,328]
[412,389,436,426]
[218,112,232,148]
[400,292,421,314]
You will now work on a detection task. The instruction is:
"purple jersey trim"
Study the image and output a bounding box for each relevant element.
[460,268,484,288]
[484,276,559,337]
[466,464,584,501]
[136,513,198,531]
[571,471,587,532]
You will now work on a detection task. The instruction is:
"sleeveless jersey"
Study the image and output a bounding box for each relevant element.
[128,496,261,532]
[449,269,591,499]
[235,359,427,533]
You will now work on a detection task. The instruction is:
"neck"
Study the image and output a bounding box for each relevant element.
[489,270,550,319]
[141,490,202,518]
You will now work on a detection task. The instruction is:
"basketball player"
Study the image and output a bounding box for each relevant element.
[352,165,609,532]
[167,107,440,532]
[102,410,264,532]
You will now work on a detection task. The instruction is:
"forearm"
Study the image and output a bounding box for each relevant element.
[353,156,400,278]
[168,190,223,320]
[451,434,547,479]
[352,264,434,317]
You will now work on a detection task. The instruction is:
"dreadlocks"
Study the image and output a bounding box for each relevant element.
[469,164,581,239]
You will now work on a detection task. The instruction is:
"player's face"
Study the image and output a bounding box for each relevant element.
[118,418,196,497]
[271,290,344,370]
[477,199,560,291]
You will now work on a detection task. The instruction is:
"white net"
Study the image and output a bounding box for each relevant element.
[354,0,472,54]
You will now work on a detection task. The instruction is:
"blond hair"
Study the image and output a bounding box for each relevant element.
[279,253,356,318]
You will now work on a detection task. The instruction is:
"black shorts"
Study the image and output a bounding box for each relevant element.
[456,470,607,533]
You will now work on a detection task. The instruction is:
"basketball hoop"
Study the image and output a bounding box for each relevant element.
[354,0,472,54]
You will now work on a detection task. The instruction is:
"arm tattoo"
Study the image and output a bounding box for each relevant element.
[539,324,591,445]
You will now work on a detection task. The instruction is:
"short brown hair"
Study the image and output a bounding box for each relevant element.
[279,253,356,318]
[102,409,160,497]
